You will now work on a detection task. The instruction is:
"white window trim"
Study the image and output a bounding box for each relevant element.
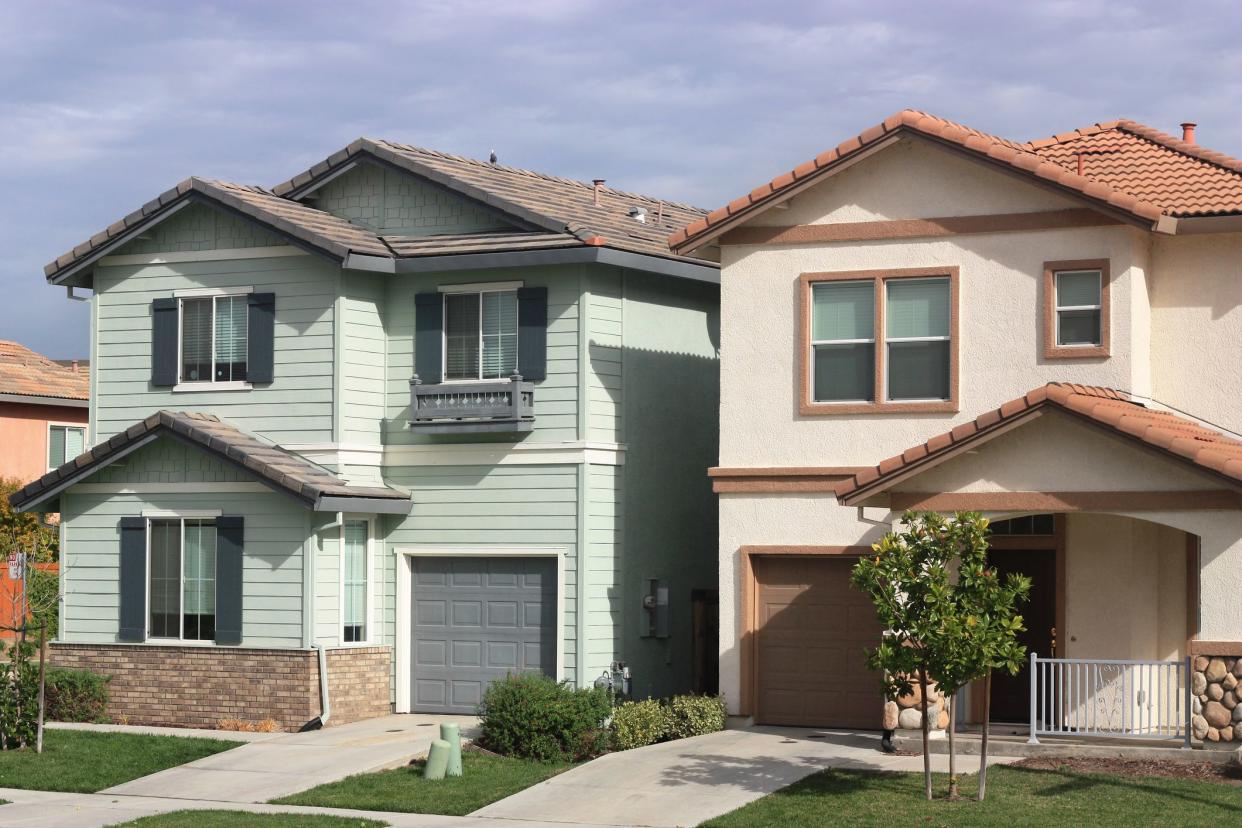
[177,292,251,387]
[144,516,218,645]
[1054,269,1104,348]
[392,546,566,713]
[338,516,375,647]
[46,421,88,470]
[441,287,521,382]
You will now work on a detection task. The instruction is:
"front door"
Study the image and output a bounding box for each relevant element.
[987,547,1057,723]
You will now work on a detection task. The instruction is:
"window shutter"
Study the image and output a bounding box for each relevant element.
[151,298,179,387]
[247,293,275,384]
[118,517,147,642]
[214,516,244,646]
[516,286,548,381]
[415,292,443,384]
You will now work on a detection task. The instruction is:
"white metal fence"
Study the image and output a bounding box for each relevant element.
[1027,653,1192,747]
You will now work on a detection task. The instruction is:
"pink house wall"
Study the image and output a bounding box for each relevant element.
[0,401,89,485]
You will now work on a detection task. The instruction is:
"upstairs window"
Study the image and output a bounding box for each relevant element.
[48,424,86,469]
[1043,260,1110,359]
[180,295,248,383]
[803,268,958,414]
[148,518,216,641]
[443,289,518,380]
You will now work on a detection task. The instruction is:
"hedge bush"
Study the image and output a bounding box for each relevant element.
[665,694,727,740]
[44,667,110,723]
[478,673,611,762]
[610,699,667,750]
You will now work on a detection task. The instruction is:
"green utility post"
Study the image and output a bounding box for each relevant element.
[423,739,451,780]
[441,722,463,777]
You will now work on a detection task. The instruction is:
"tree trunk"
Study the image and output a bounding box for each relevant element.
[978,669,992,801]
[918,666,932,801]
[947,693,958,799]
[36,624,46,754]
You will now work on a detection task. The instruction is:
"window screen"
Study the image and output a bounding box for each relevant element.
[1055,270,1102,347]
[811,281,874,402]
[886,278,950,401]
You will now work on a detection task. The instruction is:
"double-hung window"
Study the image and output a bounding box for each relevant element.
[48,424,86,468]
[1044,260,1109,358]
[180,295,248,383]
[148,518,216,641]
[341,519,370,643]
[803,268,958,413]
[443,289,518,380]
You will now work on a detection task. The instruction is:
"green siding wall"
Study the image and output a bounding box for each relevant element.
[93,253,338,445]
[587,269,624,443]
[118,203,285,255]
[584,464,622,679]
[341,274,387,444]
[314,162,512,236]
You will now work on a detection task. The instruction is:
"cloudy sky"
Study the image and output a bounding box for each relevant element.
[3,0,1240,358]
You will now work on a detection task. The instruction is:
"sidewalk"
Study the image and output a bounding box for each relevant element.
[102,713,479,803]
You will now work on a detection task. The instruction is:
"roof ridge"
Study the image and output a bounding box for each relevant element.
[1114,120,1242,177]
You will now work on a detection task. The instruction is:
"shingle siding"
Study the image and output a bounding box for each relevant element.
[118,202,285,255]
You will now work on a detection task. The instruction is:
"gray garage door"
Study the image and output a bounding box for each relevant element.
[411,556,556,714]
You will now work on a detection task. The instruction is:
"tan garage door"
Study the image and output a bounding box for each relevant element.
[755,556,883,728]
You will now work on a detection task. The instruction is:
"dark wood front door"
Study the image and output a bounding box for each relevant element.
[987,547,1056,723]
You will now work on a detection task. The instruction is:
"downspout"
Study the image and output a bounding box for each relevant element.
[305,643,331,730]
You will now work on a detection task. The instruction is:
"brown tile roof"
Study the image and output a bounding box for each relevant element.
[835,383,1242,506]
[9,410,410,513]
[383,230,581,258]
[0,341,89,402]
[272,138,710,263]
[670,109,1242,252]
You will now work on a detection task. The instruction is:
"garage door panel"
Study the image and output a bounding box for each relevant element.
[755,556,881,729]
[412,556,557,715]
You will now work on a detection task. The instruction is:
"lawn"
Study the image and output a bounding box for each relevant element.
[273,751,572,816]
[702,764,1242,827]
[111,812,383,828]
[0,730,236,793]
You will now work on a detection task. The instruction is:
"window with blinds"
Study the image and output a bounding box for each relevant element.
[48,425,85,468]
[443,289,519,380]
[148,518,216,641]
[885,277,950,401]
[342,520,368,643]
[1054,269,1102,347]
[180,295,248,383]
[811,281,874,402]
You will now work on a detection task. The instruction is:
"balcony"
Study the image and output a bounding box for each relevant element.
[409,374,535,434]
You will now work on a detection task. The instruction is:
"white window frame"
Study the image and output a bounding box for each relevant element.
[809,280,874,404]
[46,421,88,470]
[439,284,521,384]
[882,276,953,404]
[338,516,375,646]
[1054,269,1103,348]
[174,291,252,391]
[144,515,218,645]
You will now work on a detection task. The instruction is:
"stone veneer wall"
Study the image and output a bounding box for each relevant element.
[1191,654,1242,744]
[885,681,949,732]
[50,643,392,732]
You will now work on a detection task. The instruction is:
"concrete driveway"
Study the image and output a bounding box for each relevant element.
[474,726,1019,827]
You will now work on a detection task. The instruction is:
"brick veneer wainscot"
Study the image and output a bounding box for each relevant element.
[50,643,391,732]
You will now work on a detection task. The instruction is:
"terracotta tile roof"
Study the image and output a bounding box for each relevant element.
[9,411,411,513]
[272,137,710,263]
[383,230,581,258]
[0,341,89,401]
[670,109,1242,252]
[835,383,1242,506]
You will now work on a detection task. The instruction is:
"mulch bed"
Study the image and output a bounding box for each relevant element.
[1013,755,1242,785]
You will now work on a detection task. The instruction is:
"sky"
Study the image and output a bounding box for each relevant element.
[3,0,1241,359]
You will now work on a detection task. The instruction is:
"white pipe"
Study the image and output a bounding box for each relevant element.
[313,644,331,728]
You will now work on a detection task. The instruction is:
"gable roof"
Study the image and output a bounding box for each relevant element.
[670,109,1242,253]
[835,383,1242,506]
[0,340,89,404]
[8,410,412,514]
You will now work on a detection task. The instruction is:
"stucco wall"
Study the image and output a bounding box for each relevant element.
[0,401,88,484]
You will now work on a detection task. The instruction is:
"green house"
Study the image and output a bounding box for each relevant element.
[13,141,720,729]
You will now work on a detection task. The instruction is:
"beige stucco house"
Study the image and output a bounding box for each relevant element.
[670,110,1242,745]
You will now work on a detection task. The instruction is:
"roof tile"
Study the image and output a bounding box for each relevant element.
[0,341,89,401]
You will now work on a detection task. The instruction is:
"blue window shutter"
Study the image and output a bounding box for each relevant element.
[214,516,244,646]
[517,287,547,381]
[118,517,147,642]
[247,293,275,384]
[415,292,443,384]
[151,298,178,387]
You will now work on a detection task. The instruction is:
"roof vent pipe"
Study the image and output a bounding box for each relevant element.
[1181,122,1197,144]
[592,179,605,207]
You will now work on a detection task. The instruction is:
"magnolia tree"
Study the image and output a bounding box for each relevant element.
[852,511,1029,802]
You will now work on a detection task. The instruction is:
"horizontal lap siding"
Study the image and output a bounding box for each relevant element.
[588,269,624,444]
[93,253,337,445]
[342,274,386,444]
[586,464,623,677]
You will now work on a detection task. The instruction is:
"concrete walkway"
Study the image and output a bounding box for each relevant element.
[474,726,1020,827]
[103,713,479,804]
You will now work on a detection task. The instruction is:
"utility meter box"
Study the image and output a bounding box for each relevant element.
[641,578,670,639]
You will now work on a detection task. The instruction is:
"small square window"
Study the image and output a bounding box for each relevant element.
[48,425,86,469]
[1044,260,1109,359]
[180,295,248,383]
[443,290,518,380]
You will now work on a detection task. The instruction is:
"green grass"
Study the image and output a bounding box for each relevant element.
[702,765,1242,827]
[110,812,383,828]
[272,751,572,816]
[0,730,236,793]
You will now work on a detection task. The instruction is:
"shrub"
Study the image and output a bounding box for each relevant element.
[478,673,611,762]
[610,699,667,750]
[44,667,110,723]
[664,694,727,740]
[27,566,59,639]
